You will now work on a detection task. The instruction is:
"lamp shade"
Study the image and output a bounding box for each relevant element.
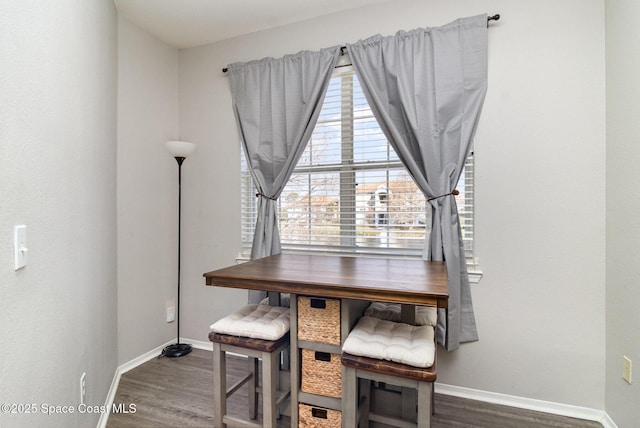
[166,140,196,158]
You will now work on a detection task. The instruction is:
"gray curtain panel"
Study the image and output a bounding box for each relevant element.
[227,47,340,303]
[347,14,488,350]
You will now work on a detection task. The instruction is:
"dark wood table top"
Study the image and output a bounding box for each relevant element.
[204,254,448,308]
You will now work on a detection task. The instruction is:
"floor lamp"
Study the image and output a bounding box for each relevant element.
[162,140,196,358]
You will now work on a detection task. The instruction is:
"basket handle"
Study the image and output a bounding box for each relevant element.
[310,298,326,309]
[314,351,331,362]
[311,408,328,419]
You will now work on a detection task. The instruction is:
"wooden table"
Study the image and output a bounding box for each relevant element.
[204,254,448,308]
[204,254,448,426]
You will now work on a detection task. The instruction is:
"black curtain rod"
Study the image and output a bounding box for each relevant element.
[222,14,500,73]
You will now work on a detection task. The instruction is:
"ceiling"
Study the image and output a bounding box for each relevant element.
[114,0,394,49]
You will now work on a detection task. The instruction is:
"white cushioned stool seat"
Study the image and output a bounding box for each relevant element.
[364,302,437,327]
[210,304,290,341]
[342,316,435,368]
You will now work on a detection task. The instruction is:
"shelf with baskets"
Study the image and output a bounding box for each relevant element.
[291,293,369,427]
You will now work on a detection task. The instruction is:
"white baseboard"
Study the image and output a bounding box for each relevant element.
[96,338,178,428]
[435,383,618,428]
[600,411,620,428]
[95,366,122,428]
[98,339,618,428]
[189,338,213,351]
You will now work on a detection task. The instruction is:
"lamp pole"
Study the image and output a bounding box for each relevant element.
[162,141,195,358]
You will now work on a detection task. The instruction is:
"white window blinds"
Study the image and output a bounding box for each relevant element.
[240,67,476,263]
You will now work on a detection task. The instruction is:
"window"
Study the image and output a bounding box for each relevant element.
[240,67,478,272]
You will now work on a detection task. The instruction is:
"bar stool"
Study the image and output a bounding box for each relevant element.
[209,304,291,428]
[363,302,438,418]
[341,316,437,428]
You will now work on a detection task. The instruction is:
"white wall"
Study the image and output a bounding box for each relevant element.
[116,17,180,364]
[179,0,606,410]
[605,1,640,426]
[0,1,118,427]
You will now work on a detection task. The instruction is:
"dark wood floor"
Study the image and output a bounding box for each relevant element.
[107,348,602,428]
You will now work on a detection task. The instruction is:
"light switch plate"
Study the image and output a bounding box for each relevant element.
[14,225,27,270]
[623,356,632,384]
[166,307,176,323]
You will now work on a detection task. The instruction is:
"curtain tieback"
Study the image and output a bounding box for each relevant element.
[427,189,459,202]
[256,192,278,201]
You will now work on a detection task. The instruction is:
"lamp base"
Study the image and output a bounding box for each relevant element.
[161,343,192,358]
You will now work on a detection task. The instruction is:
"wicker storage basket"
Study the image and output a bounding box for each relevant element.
[297,296,341,345]
[298,403,342,428]
[301,348,342,398]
